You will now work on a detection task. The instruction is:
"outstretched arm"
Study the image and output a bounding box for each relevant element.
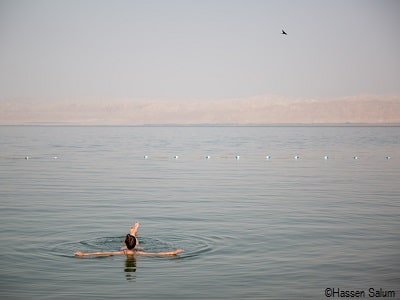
[74,250,125,257]
[135,249,183,256]
[74,248,183,257]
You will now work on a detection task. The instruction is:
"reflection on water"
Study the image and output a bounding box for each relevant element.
[124,255,137,281]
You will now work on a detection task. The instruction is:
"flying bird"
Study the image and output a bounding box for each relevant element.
[281,29,287,35]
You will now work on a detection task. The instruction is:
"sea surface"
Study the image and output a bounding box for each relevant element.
[1,125,399,299]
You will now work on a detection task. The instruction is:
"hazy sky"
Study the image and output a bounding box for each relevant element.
[1,0,399,103]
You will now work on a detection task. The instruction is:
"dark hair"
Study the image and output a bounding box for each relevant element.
[125,234,137,250]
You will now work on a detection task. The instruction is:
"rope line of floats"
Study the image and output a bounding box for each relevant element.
[22,155,392,160]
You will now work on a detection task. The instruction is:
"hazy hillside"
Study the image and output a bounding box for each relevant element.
[1,95,399,125]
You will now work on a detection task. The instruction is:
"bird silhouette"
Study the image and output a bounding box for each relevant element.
[281,29,287,35]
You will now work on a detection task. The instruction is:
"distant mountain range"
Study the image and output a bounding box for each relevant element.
[1,95,399,125]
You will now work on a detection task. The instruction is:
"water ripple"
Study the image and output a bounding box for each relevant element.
[51,233,217,259]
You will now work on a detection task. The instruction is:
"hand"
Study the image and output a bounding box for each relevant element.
[74,251,84,256]
[174,249,184,255]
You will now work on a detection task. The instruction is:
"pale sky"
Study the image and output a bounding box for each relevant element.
[0,0,400,124]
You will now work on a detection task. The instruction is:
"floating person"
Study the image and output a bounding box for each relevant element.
[281,29,287,35]
[74,221,183,257]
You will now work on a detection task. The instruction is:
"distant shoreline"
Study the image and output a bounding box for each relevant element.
[1,123,400,127]
[2,95,399,125]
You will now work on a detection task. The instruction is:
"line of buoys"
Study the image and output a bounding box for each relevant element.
[23,154,394,161]
[22,156,60,160]
[138,155,394,160]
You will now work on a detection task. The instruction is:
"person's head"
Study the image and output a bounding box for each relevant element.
[125,234,137,250]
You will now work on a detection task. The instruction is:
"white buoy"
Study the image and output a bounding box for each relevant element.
[324,155,329,160]
[174,155,179,159]
[386,156,391,160]
[24,156,29,160]
[53,156,58,160]
[294,155,300,160]
[205,155,211,159]
[235,155,240,160]
[144,155,148,159]
[266,155,271,160]
[353,156,358,160]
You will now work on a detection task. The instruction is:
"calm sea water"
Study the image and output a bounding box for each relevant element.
[1,125,399,299]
